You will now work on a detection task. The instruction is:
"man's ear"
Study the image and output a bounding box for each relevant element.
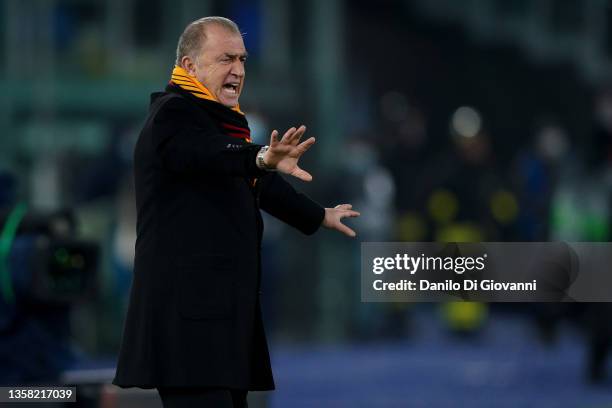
[181,56,197,77]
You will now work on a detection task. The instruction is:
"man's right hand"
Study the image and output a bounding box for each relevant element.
[262,125,315,182]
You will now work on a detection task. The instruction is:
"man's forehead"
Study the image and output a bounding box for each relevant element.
[202,25,245,52]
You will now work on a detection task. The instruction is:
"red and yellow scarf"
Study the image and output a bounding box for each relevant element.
[170,65,244,115]
[169,66,251,143]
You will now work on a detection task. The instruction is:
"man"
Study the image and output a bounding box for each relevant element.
[112,16,359,407]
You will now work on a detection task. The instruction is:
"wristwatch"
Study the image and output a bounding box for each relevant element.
[256,146,276,171]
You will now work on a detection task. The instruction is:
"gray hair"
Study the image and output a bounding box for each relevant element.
[175,16,241,66]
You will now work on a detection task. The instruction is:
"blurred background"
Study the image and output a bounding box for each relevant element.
[1,0,612,406]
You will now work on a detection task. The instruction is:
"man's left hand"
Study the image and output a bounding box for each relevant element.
[322,204,360,237]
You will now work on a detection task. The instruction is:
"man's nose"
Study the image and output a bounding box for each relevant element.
[231,60,245,77]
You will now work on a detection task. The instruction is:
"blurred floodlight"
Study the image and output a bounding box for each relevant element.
[398,211,427,241]
[490,190,519,224]
[364,166,395,207]
[451,106,482,138]
[428,189,458,223]
[537,125,568,161]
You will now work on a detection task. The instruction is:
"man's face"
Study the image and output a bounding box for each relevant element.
[186,24,247,108]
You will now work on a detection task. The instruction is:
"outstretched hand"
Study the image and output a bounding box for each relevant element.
[322,204,360,237]
[263,125,315,181]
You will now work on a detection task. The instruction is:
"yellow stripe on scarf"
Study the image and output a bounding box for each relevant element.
[170,66,244,115]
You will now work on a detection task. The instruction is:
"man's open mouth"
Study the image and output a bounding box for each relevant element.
[223,83,240,94]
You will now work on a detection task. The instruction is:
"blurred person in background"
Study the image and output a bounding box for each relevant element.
[582,87,612,383]
[530,89,612,382]
[513,118,571,242]
[111,16,359,408]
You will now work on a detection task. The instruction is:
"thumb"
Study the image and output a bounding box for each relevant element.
[290,166,313,182]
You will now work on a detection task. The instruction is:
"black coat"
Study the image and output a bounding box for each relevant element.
[112,89,324,390]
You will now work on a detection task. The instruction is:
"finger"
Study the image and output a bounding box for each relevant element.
[280,127,297,143]
[269,143,293,154]
[339,210,360,218]
[295,137,316,155]
[270,130,279,146]
[291,167,312,182]
[335,222,356,237]
[289,125,307,145]
[335,204,352,210]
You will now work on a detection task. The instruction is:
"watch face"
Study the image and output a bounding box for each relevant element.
[257,147,269,170]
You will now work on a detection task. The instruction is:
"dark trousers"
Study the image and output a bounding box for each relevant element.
[157,387,248,408]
